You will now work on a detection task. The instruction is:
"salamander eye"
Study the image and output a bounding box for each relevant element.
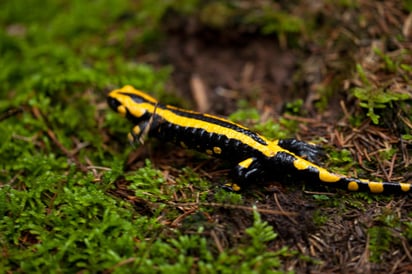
[107,96,121,111]
[106,96,127,117]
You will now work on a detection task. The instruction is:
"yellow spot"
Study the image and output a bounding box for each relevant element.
[213,147,222,154]
[318,168,341,183]
[225,183,241,192]
[132,126,141,136]
[400,183,411,192]
[347,181,359,191]
[293,158,310,170]
[206,149,213,155]
[238,158,254,169]
[180,142,187,148]
[368,182,384,193]
[127,132,134,143]
[117,105,127,117]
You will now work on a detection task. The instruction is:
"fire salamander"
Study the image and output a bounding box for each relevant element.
[107,85,411,194]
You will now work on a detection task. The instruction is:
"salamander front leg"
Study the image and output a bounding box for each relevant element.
[224,157,264,191]
[128,121,150,144]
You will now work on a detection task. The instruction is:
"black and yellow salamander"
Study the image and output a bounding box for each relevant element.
[107,85,411,194]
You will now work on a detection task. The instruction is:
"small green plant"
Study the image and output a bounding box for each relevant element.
[402,134,412,141]
[239,208,293,272]
[367,210,403,263]
[214,188,243,205]
[404,0,412,11]
[352,56,411,124]
[253,120,285,139]
[175,167,211,193]
[312,209,329,226]
[246,208,278,248]
[351,84,409,124]
[284,99,304,115]
[228,106,260,124]
[244,6,303,35]
[405,221,412,240]
[368,226,393,262]
[312,194,330,202]
[326,148,356,174]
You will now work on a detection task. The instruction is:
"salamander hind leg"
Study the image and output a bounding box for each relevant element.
[224,157,264,192]
[277,138,324,164]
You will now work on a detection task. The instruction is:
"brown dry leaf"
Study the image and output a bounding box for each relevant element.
[190,74,210,113]
[403,13,412,40]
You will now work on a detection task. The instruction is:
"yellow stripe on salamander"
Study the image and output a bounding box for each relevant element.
[293,158,341,183]
[109,86,284,158]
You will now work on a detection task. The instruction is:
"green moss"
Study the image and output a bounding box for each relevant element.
[312,209,329,226]
[243,6,303,35]
[326,148,357,174]
[0,162,160,272]
[368,226,392,262]
[126,160,167,201]
[228,102,261,124]
[367,211,403,263]
[405,221,412,240]
[175,167,211,194]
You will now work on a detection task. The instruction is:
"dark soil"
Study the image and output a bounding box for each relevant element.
[164,29,298,115]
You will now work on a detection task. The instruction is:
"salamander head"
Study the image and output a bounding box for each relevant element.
[107,85,157,121]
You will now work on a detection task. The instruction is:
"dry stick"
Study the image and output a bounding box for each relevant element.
[389,256,404,274]
[402,238,412,261]
[170,208,198,227]
[273,193,298,225]
[210,230,224,253]
[0,106,24,121]
[138,103,159,145]
[283,113,321,124]
[388,153,397,180]
[167,201,297,216]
